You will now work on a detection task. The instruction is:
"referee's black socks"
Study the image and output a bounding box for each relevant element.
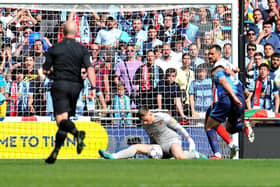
[59,119,78,137]
[54,130,67,150]
[54,120,78,150]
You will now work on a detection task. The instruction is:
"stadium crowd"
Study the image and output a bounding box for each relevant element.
[0,2,279,125]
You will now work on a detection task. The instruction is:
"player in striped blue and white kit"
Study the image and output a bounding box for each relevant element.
[205,45,254,159]
[99,107,207,159]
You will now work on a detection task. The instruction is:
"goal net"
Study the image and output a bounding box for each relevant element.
[0,1,239,159]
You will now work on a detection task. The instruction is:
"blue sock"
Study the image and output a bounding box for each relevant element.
[206,129,220,154]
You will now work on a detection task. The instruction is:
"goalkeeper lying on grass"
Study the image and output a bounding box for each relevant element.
[99,107,207,159]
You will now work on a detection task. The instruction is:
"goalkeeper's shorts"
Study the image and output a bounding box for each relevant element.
[160,138,182,156]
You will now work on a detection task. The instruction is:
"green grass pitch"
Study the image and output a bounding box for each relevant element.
[1,159,280,187]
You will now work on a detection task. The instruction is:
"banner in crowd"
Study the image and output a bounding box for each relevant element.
[245,109,280,120]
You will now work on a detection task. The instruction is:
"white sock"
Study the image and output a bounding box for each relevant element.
[184,151,197,159]
[112,146,137,159]
[214,152,222,158]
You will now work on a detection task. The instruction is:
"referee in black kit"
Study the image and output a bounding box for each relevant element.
[43,21,96,164]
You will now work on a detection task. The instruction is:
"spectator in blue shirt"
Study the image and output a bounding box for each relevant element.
[42,76,54,119]
[189,43,205,71]
[128,16,147,58]
[247,63,279,112]
[157,14,176,46]
[113,83,132,126]
[270,52,280,80]
[0,73,7,117]
[264,43,275,63]
[6,67,30,116]
[76,67,95,117]
[189,63,212,118]
[270,53,280,100]
[246,52,264,87]
[95,15,122,52]
[252,8,264,33]
[175,9,199,51]
[256,21,280,50]
[117,10,133,33]
[142,25,163,57]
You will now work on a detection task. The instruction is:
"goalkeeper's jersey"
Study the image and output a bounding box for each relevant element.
[142,112,181,145]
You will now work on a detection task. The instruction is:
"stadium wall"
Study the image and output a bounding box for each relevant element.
[241,123,280,158]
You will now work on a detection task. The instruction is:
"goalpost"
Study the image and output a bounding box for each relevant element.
[0,0,239,159]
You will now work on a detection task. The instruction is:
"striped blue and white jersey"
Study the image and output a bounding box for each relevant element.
[212,67,243,98]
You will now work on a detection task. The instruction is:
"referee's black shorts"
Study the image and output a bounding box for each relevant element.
[51,80,82,117]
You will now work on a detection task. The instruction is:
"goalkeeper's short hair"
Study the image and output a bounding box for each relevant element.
[138,107,150,120]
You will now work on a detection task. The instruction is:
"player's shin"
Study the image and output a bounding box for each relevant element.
[54,129,67,150]
[206,129,220,155]
[216,124,232,145]
[45,129,67,164]
[112,146,137,159]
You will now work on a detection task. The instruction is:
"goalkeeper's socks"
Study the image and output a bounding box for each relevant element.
[206,129,220,154]
[112,146,137,159]
[185,151,198,159]
[216,124,232,145]
[60,119,78,137]
[192,150,208,159]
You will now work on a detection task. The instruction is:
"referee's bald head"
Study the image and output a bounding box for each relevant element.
[63,21,77,37]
